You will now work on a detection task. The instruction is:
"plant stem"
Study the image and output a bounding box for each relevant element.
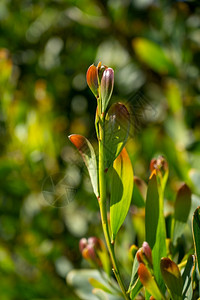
[98,117,130,300]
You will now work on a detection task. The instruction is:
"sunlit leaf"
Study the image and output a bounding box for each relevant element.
[172,183,191,244]
[160,258,183,300]
[104,102,130,169]
[192,206,200,274]
[110,147,134,242]
[69,134,99,197]
[133,38,176,75]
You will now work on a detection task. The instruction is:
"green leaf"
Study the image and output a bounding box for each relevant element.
[145,174,159,249]
[67,269,122,300]
[138,263,164,300]
[192,206,200,275]
[182,255,195,300]
[128,257,143,299]
[130,278,143,300]
[69,134,99,198]
[145,173,166,292]
[132,176,147,208]
[133,38,176,75]
[160,258,183,300]
[92,288,123,300]
[89,278,113,294]
[110,147,134,242]
[172,183,191,244]
[127,256,140,293]
[92,289,109,300]
[104,103,130,169]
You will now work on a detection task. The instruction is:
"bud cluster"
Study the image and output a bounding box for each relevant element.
[79,237,103,267]
[150,155,168,176]
[136,241,153,268]
[86,62,114,115]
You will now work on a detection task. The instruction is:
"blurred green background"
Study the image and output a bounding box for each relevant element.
[0,0,200,299]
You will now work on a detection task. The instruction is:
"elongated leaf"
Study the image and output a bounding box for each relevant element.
[128,258,143,299]
[182,255,195,299]
[145,173,166,292]
[127,256,140,293]
[160,258,183,300]
[138,264,164,300]
[92,289,109,300]
[145,174,159,249]
[173,183,191,244]
[104,103,130,169]
[132,176,147,207]
[89,278,113,294]
[133,38,175,75]
[192,206,200,274]
[130,278,142,300]
[92,288,123,300]
[69,134,99,197]
[67,269,122,300]
[110,147,134,242]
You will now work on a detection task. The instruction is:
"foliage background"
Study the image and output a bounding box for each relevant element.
[0,0,200,299]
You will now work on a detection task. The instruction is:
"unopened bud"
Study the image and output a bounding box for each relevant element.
[150,156,168,173]
[136,242,152,267]
[79,238,87,253]
[100,67,114,113]
[97,63,108,82]
[142,242,152,266]
[86,64,98,98]
[88,237,101,250]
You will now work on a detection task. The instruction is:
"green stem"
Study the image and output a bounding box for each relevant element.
[98,117,130,300]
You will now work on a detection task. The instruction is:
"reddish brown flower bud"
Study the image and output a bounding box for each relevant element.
[142,242,152,266]
[136,248,144,264]
[150,156,168,173]
[79,238,87,253]
[150,158,157,172]
[136,242,152,267]
[86,64,98,98]
[88,237,101,250]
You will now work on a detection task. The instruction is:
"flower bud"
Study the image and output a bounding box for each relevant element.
[88,237,101,250]
[136,242,152,267]
[79,238,87,253]
[142,242,152,266]
[82,244,97,261]
[86,64,98,98]
[97,63,107,82]
[150,156,168,173]
[100,67,114,113]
